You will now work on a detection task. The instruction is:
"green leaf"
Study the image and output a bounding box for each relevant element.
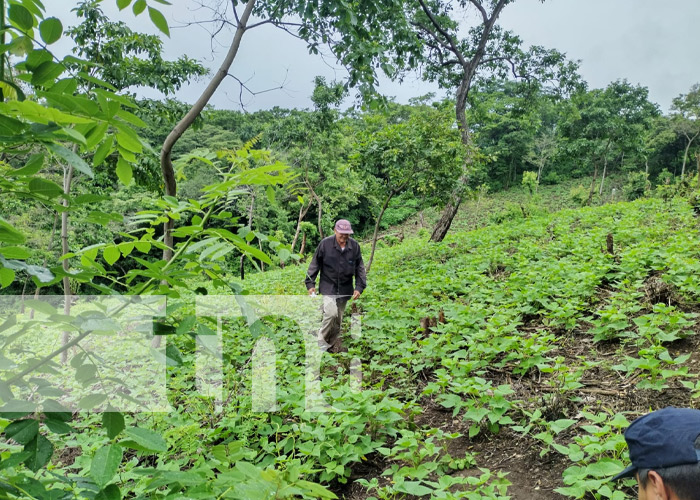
[78,393,108,410]
[23,434,54,472]
[8,4,34,30]
[91,445,123,488]
[296,480,338,499]
[132,0,147,15]
[93,136,114,167]
[134,241,151,253]
[116,0,132,10]
[103,412,125,439]
[95,485,121,500]
[116,158,133,185]
[0,220,25,244]
[46,143,94,178]
[148,7,170,37]
[122,427,167,453]
[0,246,30,259]
[44,418,73,435]
[103,246,120,266]
[115,131,142,153]
[39,18,63,44]
[13,153,44,176]
[30,61,66,86]
[42,399,72,422]
[396,481,433,496]
[265,185,275,203]
[4,419,39,445]
[0,452,32,471]
[0,267,15,288]
[28,178,64,198]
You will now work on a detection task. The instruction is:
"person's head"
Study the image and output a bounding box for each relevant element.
[334,219,353,244]
[612,407,700,500]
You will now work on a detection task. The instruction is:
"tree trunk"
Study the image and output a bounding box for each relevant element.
[697,151,700,188]
[61,164,74,364]
[598,156,608,196]
[587,162,599,206]
[290,202,310,252]
[316,196,323,239]
[300,232,307,256]
[431,196,462,242]
[367,192,395,273]
[680,132,698,180]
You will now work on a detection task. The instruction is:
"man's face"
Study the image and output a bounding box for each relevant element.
[334,230,349,245]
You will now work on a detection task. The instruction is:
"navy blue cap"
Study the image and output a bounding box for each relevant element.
[612,407,700,481]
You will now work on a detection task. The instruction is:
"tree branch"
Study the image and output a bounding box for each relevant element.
[416,0,467,67]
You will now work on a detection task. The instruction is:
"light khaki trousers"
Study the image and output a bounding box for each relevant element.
[318,295,349,351]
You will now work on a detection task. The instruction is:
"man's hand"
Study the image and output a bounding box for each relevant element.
[308,288,316,296]
[352,290,360,300]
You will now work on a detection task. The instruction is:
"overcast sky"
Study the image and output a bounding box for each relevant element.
[47,0,700,113]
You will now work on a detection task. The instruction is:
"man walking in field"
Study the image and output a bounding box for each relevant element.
[612,406,700,500]
[305,219,366,352]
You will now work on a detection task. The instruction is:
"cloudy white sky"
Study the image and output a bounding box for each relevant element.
[47,0,700,113]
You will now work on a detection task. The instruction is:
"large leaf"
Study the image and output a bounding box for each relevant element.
[148,7,170,36]
[95,485,121,500]
[47,143,94,178]
[30,61,66,87]
[0,220,25,244]
[115,158,133,185]
[122,427,167,453]
[39,17,63,44]
[103,412,125,439]
[8,4,33,30]
[23,434,54,472]
[28,178,64,199]
[0,267,15,288]
[91,445,123,488]
[4,419,39,445]
[13,153,44,176]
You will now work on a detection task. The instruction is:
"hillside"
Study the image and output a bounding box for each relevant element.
[231,195,700,499]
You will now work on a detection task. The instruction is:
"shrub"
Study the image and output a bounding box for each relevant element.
[569,185,589,206]
[623,171,649,201]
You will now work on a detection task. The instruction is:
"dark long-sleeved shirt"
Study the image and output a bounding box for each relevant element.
[305,236,367,296]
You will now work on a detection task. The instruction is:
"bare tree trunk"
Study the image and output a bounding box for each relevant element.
[290,202,310,252]
[680,132,699,180]
[367,192,395,273]
[587,162,599,206]
[316,196,323,239]
[697,151,700,188]
[598,156,608,196]
[645,158,649,176]
[300,232,307,256]
[61,164,74,364]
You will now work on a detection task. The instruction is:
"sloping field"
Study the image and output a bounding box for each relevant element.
[237,196,700,499]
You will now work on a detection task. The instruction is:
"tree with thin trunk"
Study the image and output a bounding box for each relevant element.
[670,84,700,181]
[353,104,465,271]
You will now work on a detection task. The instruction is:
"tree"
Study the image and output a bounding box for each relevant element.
[353,103,465,271]
[376,0,581,241]
[560,80,658,204]
[670,83,700,180]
